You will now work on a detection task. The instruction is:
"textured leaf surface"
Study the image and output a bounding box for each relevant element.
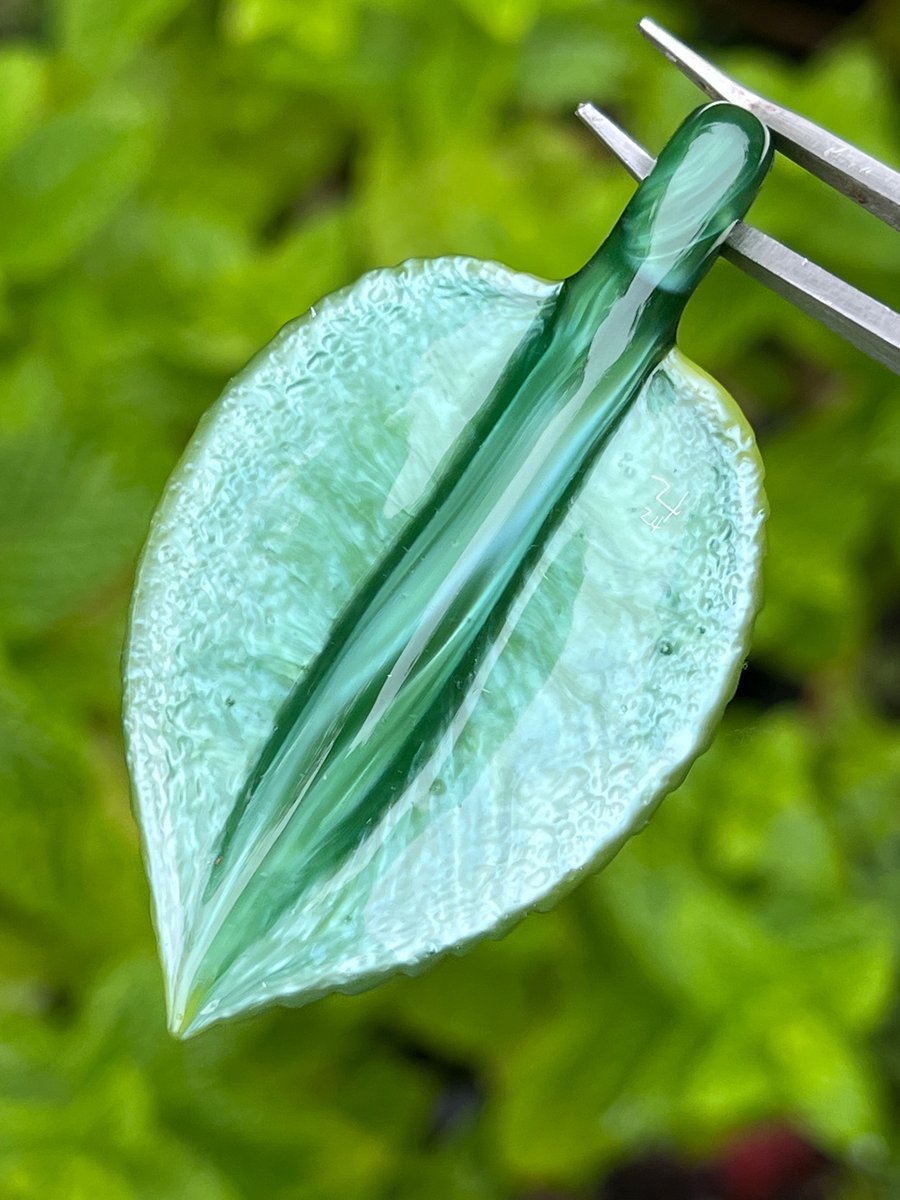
[124,254,765,1034]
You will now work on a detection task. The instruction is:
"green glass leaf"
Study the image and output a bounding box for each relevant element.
[124,103,771,1036]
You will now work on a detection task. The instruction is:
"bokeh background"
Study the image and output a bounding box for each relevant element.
[0,0,899,1197]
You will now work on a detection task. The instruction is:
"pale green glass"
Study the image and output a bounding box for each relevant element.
[124,103,772,1036]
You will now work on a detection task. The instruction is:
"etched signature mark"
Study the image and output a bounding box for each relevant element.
[641,475,688,531]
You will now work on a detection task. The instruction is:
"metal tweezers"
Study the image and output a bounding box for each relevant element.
[577,18,900,374]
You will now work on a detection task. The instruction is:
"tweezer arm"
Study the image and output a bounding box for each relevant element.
[577,103,900,375]
[640,17,900,233]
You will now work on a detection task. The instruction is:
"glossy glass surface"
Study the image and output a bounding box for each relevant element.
[124,103,771,1036]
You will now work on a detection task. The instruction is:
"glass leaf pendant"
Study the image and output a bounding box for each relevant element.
[124,103,772,1036]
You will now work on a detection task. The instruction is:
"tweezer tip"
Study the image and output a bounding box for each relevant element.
[637,15,678,50]
[637,15,663,37]
[637,16,743,104]
[576,102,653,181]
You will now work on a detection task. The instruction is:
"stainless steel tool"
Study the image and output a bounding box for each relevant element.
[577,17,900,373]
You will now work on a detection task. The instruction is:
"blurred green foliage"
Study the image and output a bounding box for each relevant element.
[0,0,899,1196]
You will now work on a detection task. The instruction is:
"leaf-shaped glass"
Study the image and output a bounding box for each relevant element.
[124,103,772,1036]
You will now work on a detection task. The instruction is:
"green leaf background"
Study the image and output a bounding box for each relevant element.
[0,0,898,1195]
